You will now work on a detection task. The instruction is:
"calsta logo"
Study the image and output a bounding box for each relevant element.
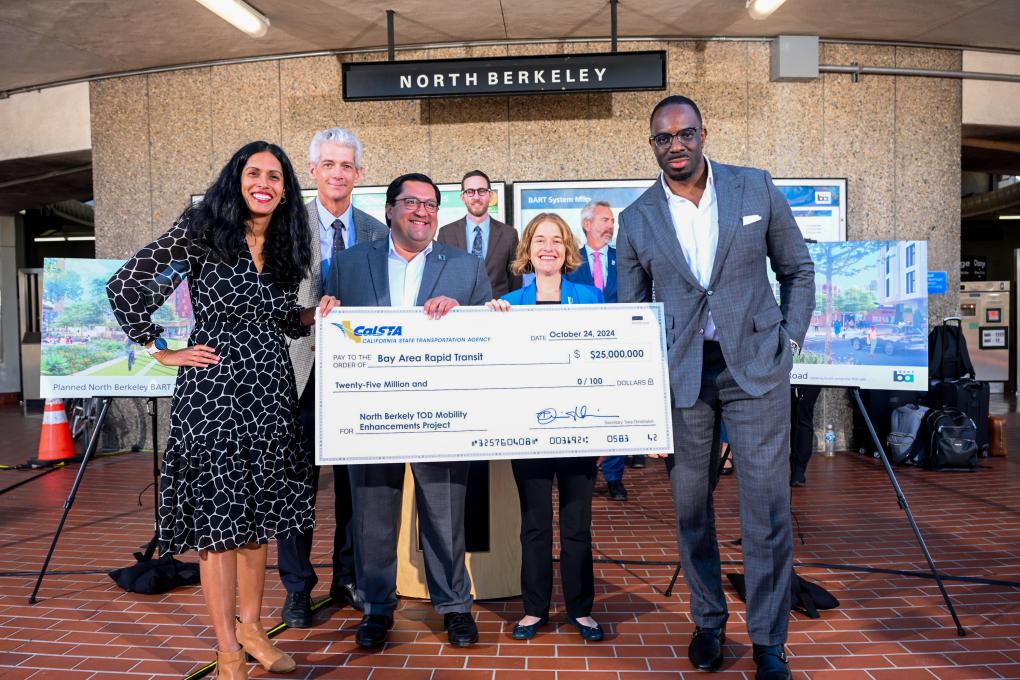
[893,370,915,383]
[333,321,403,342]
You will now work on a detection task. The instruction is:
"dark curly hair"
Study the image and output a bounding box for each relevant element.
[186,141,310,286]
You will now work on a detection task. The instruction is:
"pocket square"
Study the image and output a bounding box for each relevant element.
[742,214,762,226]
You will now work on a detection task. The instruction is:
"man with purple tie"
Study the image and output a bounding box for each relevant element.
[564,200,642,500]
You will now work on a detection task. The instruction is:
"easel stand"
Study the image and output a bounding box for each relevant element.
[29,396,161,604]
[662,388,965,636]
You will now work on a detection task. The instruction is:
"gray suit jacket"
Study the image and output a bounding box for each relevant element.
[437,216,521,298]
[617,161,815,408]
[289,198,389,398]
[325,238,492,309]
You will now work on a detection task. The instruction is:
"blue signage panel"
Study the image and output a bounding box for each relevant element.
[928,271,948,295]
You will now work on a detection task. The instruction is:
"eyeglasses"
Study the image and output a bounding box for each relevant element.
[462,188,490,197]
[394,196,439,213]
[650,127,700,149]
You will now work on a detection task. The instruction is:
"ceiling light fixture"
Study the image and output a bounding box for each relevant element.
[194,0,270,38]
[747,0,788,20]
[34,236,66,243]
[999,215,1020,220]
[67,235,96,241]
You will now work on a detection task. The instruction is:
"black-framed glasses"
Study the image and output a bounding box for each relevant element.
[394,196,439,213]
[461,188,491,197]
[650,127,700,149]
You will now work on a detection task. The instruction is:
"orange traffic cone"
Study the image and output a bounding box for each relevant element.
[28,399,82,467]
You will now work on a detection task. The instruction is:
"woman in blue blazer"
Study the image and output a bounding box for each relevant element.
[487,213,604,641]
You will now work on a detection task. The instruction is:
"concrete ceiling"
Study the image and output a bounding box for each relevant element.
[2,0,1020,93]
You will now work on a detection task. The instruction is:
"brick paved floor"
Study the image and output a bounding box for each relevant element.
[1,402,1019,679]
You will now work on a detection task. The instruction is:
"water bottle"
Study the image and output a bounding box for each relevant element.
[823,423,836,457]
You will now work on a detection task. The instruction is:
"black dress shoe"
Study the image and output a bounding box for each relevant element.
[607,480,629,501]
[355,614,393,648]
[511,616,548,640]
[567,616,604,641]
[688,625,725,671]
[752,644,790,680]
[282,591,313,628]
[330,581,364,611]
[444,612,479,647]
[631,455,647,468]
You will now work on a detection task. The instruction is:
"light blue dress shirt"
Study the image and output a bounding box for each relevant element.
[317,197,356,281]
[387,235,433,307]
[464,216,490,259]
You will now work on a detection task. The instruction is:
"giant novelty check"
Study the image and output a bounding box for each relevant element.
[316,304,673,464]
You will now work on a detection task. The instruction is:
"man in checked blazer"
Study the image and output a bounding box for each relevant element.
[616,96,814,680]
[278,128,388,628]
[326,172,491,650]
[437,169,521,297]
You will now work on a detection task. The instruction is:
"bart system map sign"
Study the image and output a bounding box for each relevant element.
[40,258,194,398]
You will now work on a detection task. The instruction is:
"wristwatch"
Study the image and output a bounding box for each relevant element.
[145,337,169,356]
[790,339,801,356]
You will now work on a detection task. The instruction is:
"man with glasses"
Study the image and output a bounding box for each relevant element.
[325,172,492,649]
[438,170,521,297]
[280,127,388,628]
[617,95,814,680]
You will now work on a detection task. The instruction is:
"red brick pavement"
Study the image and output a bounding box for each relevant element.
[1,403,1019,679]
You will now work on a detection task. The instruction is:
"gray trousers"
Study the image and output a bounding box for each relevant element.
[348,461,474,616]
[668,341,792,646]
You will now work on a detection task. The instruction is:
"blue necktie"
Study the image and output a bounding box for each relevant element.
[332,218,346,258]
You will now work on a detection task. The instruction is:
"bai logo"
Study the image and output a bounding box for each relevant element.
[893,370,915,383]
[333,321,404,343]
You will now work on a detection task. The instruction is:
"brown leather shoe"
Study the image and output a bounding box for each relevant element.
[216,648,248,679]
[235,621,296,673]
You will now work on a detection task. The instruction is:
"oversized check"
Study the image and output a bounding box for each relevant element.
[316,304,673,464]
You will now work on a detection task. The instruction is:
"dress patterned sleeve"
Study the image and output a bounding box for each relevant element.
[106,216,197,346]
[276,284,311,340]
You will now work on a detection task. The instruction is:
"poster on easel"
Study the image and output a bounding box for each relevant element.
[40,258,193,398]
[775,241,929,391]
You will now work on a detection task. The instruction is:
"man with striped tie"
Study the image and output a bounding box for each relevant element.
[438,170,521,297]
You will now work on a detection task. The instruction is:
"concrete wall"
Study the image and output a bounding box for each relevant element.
[90,40,963,451]
[0,83,90,162]
[963,51,1020,127]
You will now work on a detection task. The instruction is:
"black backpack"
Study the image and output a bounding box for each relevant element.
[727,570,839,619]
[928,318,975,381]
[887,403,929,464]
[924,408,979,471]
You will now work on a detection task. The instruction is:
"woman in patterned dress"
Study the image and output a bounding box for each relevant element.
[107,141,337,679]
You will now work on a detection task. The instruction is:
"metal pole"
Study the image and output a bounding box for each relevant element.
[387,10,396,62]
[610,0,618,53]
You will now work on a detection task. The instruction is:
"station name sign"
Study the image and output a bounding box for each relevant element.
[341,51,666,101]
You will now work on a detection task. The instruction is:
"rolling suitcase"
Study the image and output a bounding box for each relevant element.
[930,378,990,456]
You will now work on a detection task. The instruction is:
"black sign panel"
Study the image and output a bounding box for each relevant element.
[342,51,666,101]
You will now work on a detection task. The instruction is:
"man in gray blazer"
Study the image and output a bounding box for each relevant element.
[617,96,814,680]
[278,128,389,628]
[326,172,492,649]
[437,169,521,297]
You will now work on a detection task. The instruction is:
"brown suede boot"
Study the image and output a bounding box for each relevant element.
[235,621,296,673]
[216,648,248,679]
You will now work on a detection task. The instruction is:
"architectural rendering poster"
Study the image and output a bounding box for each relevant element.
[779,241,929,390]
[513,180,654,244]
[40,258,193,398]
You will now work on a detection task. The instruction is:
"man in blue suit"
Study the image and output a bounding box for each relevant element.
[564,200,640,500]
[325,173,492,650]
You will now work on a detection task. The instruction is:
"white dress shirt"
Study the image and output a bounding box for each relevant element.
[387,235,433,307]
[661,159,719,340]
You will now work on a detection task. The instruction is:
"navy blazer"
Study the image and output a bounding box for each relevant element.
[564,246,617,302]
[501,278,604,305]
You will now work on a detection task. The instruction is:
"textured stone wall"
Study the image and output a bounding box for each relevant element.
[91,40,962,452]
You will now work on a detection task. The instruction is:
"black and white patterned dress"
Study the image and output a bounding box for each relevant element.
[107,213,314,554]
